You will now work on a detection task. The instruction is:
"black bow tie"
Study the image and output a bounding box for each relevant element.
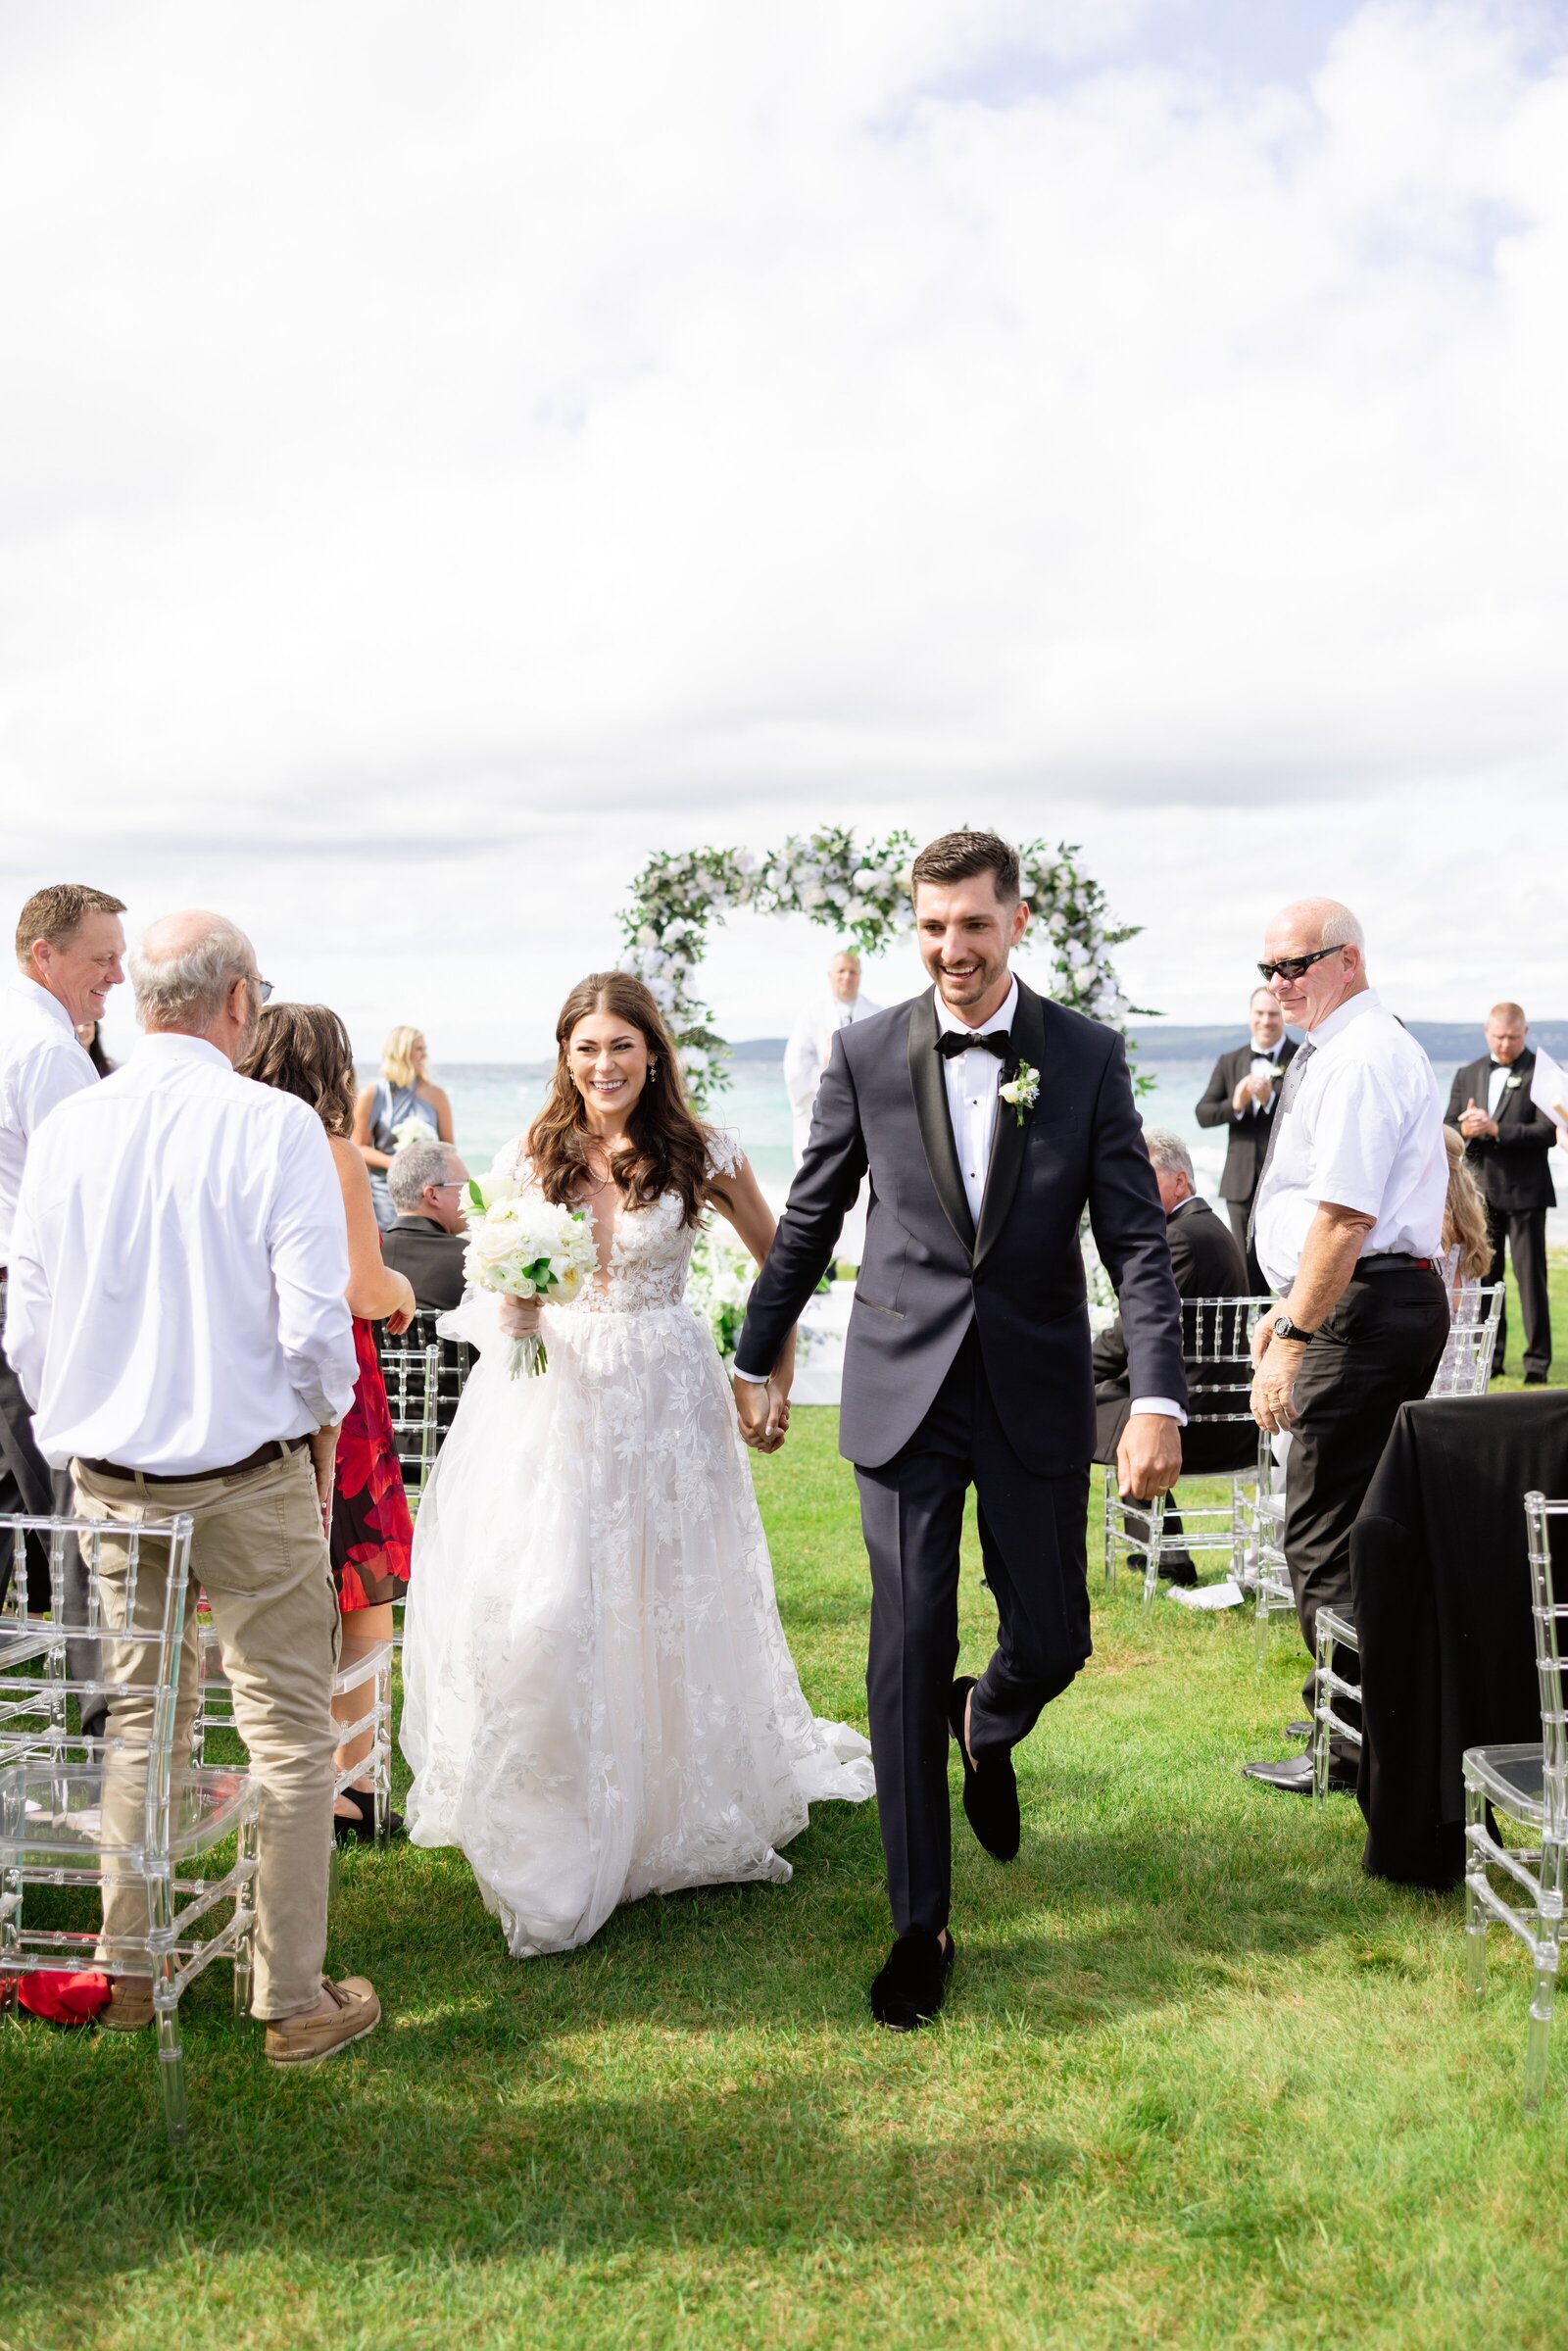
[1490,1059,1510,1071]
[936,1028,1009,1060]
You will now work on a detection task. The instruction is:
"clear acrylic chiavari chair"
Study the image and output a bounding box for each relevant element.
[1462,1493,1568,2110]
[1102,1297,1271,1612]
[0,1512,260,2145]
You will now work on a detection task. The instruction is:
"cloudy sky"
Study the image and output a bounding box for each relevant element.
[3,0,1565,1060]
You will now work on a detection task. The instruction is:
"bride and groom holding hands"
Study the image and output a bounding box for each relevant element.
[402,829,1187,2031]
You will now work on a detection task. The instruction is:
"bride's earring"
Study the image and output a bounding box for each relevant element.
[648,1060,658,1079]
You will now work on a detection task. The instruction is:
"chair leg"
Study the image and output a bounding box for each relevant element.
[1312,1615,1333,1802]
[1102,1478,1115,1591]
[156,1997,189,2146]
[1141,1494,1164,1615]
[1463,1784,1488,1999]
[373,1661,391,1842]
[232,1812,259,2018]
[1524,1942,1557,2113]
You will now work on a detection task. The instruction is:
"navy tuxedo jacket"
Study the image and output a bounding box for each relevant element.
[735,978,1187,1471]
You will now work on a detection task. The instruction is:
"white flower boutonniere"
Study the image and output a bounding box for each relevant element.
[1505,1073,1524,1091]
[1262,1063,1286,1081]
[999,1060,1040,1128]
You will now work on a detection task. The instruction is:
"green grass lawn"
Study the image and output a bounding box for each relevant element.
[4,1264,1567,2350]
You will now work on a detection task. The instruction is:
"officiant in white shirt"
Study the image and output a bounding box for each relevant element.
[783,950,880,1164]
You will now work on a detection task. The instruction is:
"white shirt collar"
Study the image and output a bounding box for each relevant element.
[1305,986,1380,1051]
[7,973,79,1039]
[133,1030,234,1072]
[1250,1033,1281,1055]
[934,973,1018,1038]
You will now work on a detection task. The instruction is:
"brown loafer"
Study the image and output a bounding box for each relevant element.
[99,1979,156,2033]
[264,1976,380,2068]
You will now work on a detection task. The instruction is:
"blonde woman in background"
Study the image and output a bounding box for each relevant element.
[353,1025,455,1230]
[1440,1123,1494,1304]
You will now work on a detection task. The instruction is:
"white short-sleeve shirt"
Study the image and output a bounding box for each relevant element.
[1252,989,1447,1294]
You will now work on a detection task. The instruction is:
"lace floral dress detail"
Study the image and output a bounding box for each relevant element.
[399,1127,873,1957]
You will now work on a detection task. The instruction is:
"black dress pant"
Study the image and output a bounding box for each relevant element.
[855,1325,1091,1937]
[1284,1264,1450,1763]
[1484,1204,1550,1379]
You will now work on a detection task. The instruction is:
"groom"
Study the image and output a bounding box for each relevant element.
[733,829,1186,2030]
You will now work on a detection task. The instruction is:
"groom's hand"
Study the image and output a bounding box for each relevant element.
[1117,1412,1182,1502]
[733,1374,787,1453]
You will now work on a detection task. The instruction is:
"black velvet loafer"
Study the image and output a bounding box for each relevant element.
[870,1929,956,2031]
[948,1676,1020,1861]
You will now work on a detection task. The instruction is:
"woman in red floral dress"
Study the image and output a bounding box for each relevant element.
[239,1003,416,1841]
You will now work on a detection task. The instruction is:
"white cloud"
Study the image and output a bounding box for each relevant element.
[1,0,1564,1055]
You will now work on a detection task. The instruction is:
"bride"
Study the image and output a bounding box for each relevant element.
[400,970,874,1956]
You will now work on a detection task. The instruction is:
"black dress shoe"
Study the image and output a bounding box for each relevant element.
[1285,1719,1313,1742]
[870,1929,955,2031]
[1123,1548,1198,1586]
[948,1677,1020,1861]
[1242,1752,1356,1795]
[1524,1371,1549,1387]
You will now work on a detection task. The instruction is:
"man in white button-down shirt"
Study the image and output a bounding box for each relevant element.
[0,883,126,1598]
[1244,898,1450,1798]
[5,910,379,2064]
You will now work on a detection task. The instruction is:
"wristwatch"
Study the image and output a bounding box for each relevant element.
[1271,1311,1318,1345]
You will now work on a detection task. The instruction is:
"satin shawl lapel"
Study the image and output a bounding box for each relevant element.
[974,979,1047,1271]
[906,990,975,1252]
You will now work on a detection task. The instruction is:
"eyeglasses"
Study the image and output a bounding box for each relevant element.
[251,976,274,1003]
[1256,946,1342,985]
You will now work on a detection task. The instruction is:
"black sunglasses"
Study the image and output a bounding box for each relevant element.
[1256,946,1343,984]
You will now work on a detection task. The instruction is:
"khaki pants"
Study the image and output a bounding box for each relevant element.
[74,1445,340,2022]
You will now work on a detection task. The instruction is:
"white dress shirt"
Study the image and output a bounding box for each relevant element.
[4,1031,358,1473]
[784,992,882,1160]
[1244,1036,1283,1118]
[1487,1061,1512,1116]
[1251,989,1446,1295]
[0,975,97,1261]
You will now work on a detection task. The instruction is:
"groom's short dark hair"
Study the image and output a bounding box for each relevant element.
[910,830,1020,906]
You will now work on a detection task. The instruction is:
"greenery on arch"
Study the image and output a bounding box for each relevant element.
[618,826,1144,1109]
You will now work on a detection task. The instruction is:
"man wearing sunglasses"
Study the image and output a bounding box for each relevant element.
[1242,900,1449,1796]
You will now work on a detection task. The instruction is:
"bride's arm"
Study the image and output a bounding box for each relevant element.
[706,1156,797,1399]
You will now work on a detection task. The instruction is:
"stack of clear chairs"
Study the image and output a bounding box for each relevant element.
[1462,1493,1568,2110]
[376,1330,444,1518]
[1306,1281,1506,1788]
[1103,1297,1271,1611]
[0,1512,260,2144]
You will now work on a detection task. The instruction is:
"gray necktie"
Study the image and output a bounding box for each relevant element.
[1248,1041,1314,1253]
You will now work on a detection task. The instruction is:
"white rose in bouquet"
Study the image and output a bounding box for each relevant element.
[462,1181,599,1376]
[391,1114,433,1151]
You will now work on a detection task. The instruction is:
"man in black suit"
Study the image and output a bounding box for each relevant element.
[1194,988,1299,1292]
[1094,1127,1251,1582]
[733,830,1186,2031]
[380,1138,468,1313]
[1446,1003,1556,1383]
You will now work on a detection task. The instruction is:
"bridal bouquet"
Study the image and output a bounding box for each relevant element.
[462,1172,598,1378]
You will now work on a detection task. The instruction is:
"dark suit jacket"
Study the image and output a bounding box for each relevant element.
[1194,1037,1300,1204]
[1092,1195,1249,1390]
[1445,1053,1557,1215]
[736,978,1187,1470]
[381,1215,466,1314]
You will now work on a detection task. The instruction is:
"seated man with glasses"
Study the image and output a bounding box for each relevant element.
[380,1138,470,1314]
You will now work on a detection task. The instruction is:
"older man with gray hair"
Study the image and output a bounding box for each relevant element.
[1242,897,1450,1796]
[1093,1124,1250,1582]
[5,910,380,2061]
[382,1137,469,1314]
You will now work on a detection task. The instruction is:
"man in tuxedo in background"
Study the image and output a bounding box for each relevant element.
[733,830,1186,2032]
[1446,1003,1556,1383]
[1195,987,1299,1292]
[381,1139,469,1314]
[783,949,881,1164]
[1093,1128,1251,1584]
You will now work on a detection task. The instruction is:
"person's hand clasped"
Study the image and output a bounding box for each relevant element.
[1116,1411,1181,1503]
[1250,1335,1304,1435]
[1459,1096,1498,1142]
[733,1373,789,1453]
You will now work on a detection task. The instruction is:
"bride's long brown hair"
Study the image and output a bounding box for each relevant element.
[527,971,712,1227]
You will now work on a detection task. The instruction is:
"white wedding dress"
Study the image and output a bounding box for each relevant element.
[399,1132,874,1956]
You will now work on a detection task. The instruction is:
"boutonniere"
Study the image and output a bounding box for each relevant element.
[1505,1073,1524,1091]
[999,1060,1040,1127]
[1262,1063,1286,1081]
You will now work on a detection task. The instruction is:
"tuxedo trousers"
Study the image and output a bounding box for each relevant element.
[1484,1204,1550,1378]
[855,1324,1091,1936]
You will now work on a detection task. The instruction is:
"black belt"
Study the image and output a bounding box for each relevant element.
[1350,1254,1439,1278]
[78,1437,308,1487]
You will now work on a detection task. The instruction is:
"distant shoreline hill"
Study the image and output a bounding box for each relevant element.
[729,1022,1568,1064]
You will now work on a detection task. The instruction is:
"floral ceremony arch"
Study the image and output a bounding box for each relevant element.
[618,826,1143,1109]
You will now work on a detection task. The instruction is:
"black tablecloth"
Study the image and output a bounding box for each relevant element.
[1350,1390,1568,1888]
